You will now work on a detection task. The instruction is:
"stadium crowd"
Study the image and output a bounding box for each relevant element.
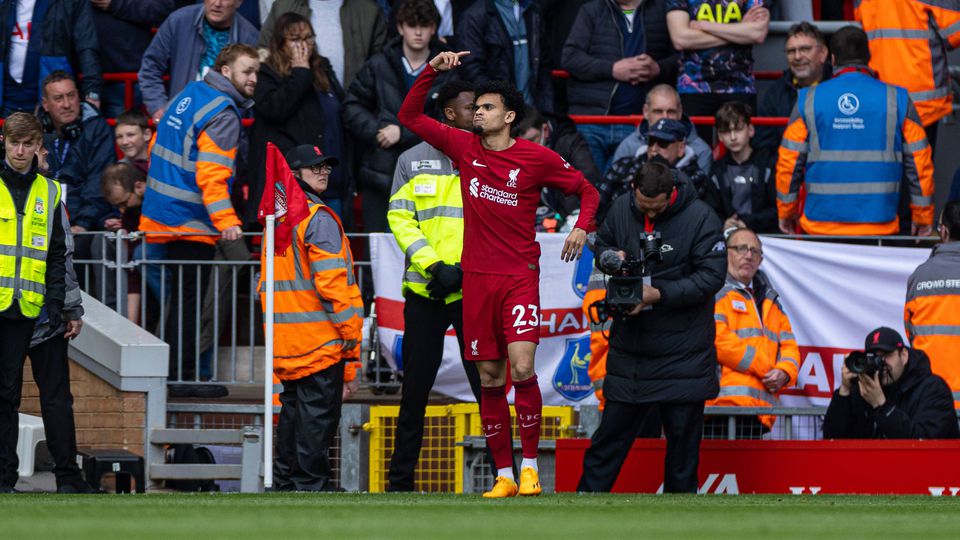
[3,0,960,494]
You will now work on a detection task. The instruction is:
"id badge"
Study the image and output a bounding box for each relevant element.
[641,275,653,311]
[413,179,437,196]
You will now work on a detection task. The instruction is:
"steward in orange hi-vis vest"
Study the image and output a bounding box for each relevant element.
[258,144,362,490]
[856,0,960,127]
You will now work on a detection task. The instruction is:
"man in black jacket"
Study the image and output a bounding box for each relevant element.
[0,0,103,116]
[343,0,454,233]
[457,0,553,114]
[561,0,676,171]
[0,113,68,493]
[753,22,830,152]
[823,327,959,440]
[578,160,725,493]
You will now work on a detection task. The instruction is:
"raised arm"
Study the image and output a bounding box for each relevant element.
[397,51,472,160]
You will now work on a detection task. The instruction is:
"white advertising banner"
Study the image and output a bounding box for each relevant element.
[369,233,932,408]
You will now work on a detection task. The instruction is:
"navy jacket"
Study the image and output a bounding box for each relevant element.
[458,0,554,113]
[561,0,676,115]
[92,0,176,73]
[0,0,102,106]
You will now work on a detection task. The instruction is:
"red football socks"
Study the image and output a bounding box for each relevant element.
[480,384,514,471]
[513,375,542,459]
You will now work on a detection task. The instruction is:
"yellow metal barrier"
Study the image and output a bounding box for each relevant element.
[367,404,576,493]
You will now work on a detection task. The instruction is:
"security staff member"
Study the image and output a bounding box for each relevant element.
[385,81,485,492]
[141,44,259,389]
[258,145,364,492]
[578,161,725,493]
[0,113,66,493]
[583,267,610,410]
[905,201,960,408]
[706,228,799,438]
[777,25,935,237]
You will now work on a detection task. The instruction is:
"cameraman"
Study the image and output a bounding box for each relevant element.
[578,161,726,493]
[823,327,959,439]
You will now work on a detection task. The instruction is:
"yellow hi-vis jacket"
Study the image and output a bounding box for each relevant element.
[0,173,62,318]
[387,141,464,302]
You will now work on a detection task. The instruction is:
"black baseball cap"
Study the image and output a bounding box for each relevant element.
[285,144,339,170]
[864,327,905,353]
[648,119,686,143]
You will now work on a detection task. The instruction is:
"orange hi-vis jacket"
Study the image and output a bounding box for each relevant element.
[856,0,960,126]
[583,269,611,410]
[905,241,960,408]
[259,196,364,382]
[707,272,800,428]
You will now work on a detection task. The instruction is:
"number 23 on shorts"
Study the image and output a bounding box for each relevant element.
[511,304,539,335]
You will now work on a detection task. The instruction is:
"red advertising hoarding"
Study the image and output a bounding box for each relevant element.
[556,439,960,495]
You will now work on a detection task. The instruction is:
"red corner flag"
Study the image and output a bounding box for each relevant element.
[258,142,310,254]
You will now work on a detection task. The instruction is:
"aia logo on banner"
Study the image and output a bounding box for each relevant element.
[570,244,594,299]
[552,336,593,401]
[392,335,404,371]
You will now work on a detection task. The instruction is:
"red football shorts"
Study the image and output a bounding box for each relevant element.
[462,271,541,361]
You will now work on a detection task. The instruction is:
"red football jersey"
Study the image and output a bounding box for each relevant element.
[399,67,599,276]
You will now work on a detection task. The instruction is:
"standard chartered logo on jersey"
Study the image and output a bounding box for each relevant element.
[468,178,518,206]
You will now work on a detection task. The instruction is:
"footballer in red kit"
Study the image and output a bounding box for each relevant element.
[398,51,599,498]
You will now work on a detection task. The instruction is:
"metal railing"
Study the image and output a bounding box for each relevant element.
[72,230,374,391]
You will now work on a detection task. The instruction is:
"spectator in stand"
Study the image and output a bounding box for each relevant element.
[562,0,676,172]
[343,0,454,233]
[705,228,798,439]
[114,109,153,174]
[665,0,770,143]
[91,0,177,118]
[703,102,777,234]
[823,327,959,439]
[139,0,258,122]
[609,84,711,176]
[458,0,554,113]
[247,12,348,227]
[753,22,830,153]
[513,106,601,222]
[258,0,387,91]
[856,0,960,153]
[905,202,960,409]
[777,26,935,238]
[39,70,116,299]
[140,44,259,397]
[100,163,148,325]
[599,118,707,222]
[0,0,103,117]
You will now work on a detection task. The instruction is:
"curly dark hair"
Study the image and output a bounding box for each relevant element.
[474,80,525,126]
[395,0,441,27]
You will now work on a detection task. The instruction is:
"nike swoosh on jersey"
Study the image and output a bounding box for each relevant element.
[484,431,501,438]
[516,327,535,334]
[520,423,538,428]
[472,159,487,167]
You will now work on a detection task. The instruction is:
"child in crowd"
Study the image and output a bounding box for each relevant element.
[703,101,778,234]
[114,108,152,174]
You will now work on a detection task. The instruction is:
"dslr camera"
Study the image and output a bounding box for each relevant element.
[844,350,885,376]
[592,232,663,321]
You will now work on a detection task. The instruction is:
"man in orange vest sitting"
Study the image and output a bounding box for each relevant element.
[706,227,799,438]
[259,145,363,491]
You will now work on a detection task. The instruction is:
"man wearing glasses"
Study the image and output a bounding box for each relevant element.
[706,227,799,439]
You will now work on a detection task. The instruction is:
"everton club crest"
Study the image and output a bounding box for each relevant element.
[552,336,593,401]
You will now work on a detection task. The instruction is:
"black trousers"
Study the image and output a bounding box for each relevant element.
[387,293,483,491]
[680,92,758,145]
[27,335,84,486]
[0,318,36,487]
[578,400,705,493]
[164,241,215,381]
[274,362,344,491]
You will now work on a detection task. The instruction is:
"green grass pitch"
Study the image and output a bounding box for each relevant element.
[2,493,959,539]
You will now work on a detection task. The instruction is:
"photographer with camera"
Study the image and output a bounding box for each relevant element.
[823,327,959,439]
[578,161,726,493]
